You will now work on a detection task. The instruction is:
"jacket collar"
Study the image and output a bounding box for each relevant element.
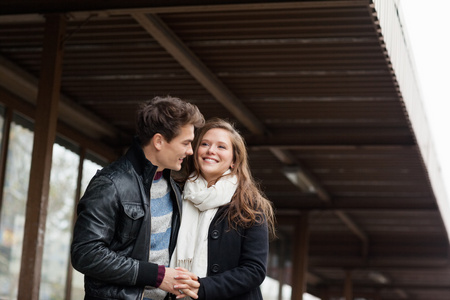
[126,136,172,182]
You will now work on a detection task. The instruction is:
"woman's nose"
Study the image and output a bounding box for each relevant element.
[206,145,216,154]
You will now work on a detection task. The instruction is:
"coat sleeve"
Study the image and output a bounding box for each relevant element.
[197,220,269,299]
[70,174,159,287]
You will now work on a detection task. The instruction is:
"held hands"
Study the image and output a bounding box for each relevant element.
[174,267,200,299]
[160,267,200,299]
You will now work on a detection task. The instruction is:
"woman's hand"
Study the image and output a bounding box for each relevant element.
[173,267,200,299]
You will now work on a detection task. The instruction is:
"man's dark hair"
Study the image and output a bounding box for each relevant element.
[136,95,204,145]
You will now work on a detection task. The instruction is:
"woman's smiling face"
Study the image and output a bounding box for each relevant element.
[197,128,234,185]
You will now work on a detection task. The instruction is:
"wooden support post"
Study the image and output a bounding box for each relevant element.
[17,14,66,300]
[0,107,13,219]
[291,212,309,300]
[374,290,381,300]
[344,270,353,300]
[321,288,330,300]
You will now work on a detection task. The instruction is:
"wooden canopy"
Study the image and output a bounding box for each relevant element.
[1,1,449,299]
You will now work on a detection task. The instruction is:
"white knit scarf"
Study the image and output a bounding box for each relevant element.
[170,170,238,277]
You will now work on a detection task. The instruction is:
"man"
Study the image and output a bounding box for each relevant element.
[71,96,204,300]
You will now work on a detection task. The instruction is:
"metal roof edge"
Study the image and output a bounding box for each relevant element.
[373,0,450,242]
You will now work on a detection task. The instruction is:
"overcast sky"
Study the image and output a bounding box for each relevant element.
[398,1,450,201]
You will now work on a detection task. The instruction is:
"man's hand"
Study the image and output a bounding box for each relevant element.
[173,267,200,299]
[159,267,200,299]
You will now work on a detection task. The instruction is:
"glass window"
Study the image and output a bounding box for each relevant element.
[71,153,105,300]
[0,114,34,299]
[81,152,105,194]
[40,139,80,300]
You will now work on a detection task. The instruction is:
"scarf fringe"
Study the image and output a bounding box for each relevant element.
[177,258,193,271]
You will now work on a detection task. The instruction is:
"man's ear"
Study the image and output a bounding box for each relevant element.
[152,133,164,151]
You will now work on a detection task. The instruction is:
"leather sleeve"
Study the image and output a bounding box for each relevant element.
[71,173,159,287]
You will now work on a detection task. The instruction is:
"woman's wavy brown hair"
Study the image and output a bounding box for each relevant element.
[177,118,276,238]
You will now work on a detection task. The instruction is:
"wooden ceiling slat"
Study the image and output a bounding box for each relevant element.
[159,7,371,21]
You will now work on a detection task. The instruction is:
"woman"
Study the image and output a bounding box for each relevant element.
[171,118,276,300]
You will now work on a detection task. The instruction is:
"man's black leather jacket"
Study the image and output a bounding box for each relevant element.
[71,138,182,300]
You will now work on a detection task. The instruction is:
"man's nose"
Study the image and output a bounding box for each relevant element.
[187,144,193,155]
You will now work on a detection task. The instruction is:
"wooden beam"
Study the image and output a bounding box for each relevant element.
[0,55,124,142]
[18,14,66,300]
[0,87,118,163]
[271,148,331,201]
[132,12,267,136]
[308,256,450,268]
[244,128,414,147]
[334,210,369,258]
[269,147,297,165]
[273,199,437,211]
[252,144,414,151]
[0,0,372,16]
[322,281,444,293]
[109,1,371,15]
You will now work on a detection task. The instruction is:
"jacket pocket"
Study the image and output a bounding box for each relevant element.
[117,203,145,242]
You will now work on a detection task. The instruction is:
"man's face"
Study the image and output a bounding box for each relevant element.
[156,124,195,171]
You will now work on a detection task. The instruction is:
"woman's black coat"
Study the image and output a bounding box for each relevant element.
[196,205,269,300]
